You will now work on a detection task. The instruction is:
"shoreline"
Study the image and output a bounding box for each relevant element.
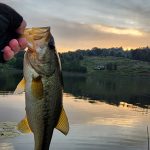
[0,67,149,78]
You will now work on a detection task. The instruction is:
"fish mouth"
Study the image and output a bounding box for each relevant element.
[24,27,50,35]
[23,27,50,52]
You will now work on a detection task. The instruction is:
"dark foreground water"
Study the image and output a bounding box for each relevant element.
[0,72,149,150]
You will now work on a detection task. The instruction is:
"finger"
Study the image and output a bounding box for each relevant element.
[9,39,20,53]
[3,46,15,61]
[18,38,27,49]
[16,20,27,34]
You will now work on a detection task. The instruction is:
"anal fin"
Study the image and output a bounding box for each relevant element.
[55,107,69,135]
[17,116,32,133]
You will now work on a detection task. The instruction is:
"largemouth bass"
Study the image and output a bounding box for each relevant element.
[14,27,69,150]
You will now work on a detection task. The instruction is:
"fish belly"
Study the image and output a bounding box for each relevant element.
[25,78,62,150]
[26,100,54,150]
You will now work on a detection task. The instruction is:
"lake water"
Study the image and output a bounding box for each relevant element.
[0,72,149,150]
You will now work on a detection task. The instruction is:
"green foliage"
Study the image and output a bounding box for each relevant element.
[1,46,150,75]
[61,60,87,73]
[62,61,87,73]
[14,57,23,69]
[60,46,150,62]
[60,53,87,73]
[0,51,25,71]
[106,63,118,71]
[13,51,25,70]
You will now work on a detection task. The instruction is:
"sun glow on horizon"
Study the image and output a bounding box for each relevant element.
[57,45,141,53]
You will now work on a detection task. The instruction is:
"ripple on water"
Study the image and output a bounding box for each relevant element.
[0,122,20,139]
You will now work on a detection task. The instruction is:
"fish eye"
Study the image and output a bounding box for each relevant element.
[48,44,55,49]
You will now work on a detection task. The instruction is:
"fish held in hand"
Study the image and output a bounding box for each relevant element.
[14,27,69,150]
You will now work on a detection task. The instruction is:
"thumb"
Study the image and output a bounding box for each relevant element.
[16,20,27,34]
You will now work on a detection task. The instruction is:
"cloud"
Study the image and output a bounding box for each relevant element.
[1,0,150,51]
[2,0,149,30]
[91,24,144,36]
[2,0,150,31]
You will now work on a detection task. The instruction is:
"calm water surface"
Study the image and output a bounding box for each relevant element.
[0,72,149,150]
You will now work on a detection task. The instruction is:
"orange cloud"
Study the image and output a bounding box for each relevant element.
[91,24,144,36]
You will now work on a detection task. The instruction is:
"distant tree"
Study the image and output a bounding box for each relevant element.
[114,64,117,70]
[106,63,113,71]
[106,63,117,71]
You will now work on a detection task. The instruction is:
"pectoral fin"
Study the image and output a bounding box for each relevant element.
[14,78,25,94]
[31,76,43,99]
[55,107,69,135]
[17,116,31,133]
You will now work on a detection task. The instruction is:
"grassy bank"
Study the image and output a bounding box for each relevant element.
[80,56,150,76]
[0,55,150,77]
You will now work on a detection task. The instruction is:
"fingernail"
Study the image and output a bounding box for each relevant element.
[9,39,20,53]
[3,46,15,61]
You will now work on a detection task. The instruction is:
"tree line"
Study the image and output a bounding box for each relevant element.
[60,46,150,72]
[60,46,150,62]
[1,46,150,72]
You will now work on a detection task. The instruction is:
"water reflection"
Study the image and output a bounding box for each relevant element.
[63,74,150,109]
[0,71,22,92]
[0,71,150,110]
[0,142,14,150]
[0,72,149,150]
[0,93,149,150]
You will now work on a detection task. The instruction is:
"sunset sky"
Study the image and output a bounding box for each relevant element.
[1,0,150,52]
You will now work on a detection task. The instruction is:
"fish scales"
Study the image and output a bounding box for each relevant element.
[14,27,69,150]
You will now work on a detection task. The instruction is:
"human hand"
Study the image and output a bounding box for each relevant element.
[3,20,27,61]
[0,3,28,62]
